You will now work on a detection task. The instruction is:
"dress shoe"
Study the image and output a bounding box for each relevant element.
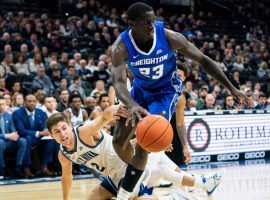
[41,167,57,177]
[15,168,24,179]
[24,167,35,179]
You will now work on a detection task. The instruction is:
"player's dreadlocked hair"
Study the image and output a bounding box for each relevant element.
[127,2,153,21]
[176,56,190,77]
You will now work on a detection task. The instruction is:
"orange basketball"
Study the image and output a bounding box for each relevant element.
[136,115,173,152]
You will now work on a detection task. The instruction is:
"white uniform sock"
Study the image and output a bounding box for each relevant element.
[116,187,132,200]
[158,164,183,185]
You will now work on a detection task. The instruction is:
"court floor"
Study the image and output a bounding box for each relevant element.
[0,160,269,200]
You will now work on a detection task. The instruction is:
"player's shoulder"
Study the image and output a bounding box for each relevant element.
[164,28,188,50]
[111,36,128,62]
[111,36,127,54]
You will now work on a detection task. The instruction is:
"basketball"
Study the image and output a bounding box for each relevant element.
[136,115,173,152]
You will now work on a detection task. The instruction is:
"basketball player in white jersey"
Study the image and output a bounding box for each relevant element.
[63,91,88,127]
[46,106,222,200]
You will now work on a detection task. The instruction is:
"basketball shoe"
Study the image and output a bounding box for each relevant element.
[203,169,225,195]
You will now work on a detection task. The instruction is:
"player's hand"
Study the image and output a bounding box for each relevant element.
[183,146,191,165]
[230,88,253,108]
[114,105,130,119]
[163,144,173,152]
[126,103,150,127]
[105,105,130,120]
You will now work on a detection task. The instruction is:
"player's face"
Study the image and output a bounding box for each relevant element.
[131,11,155,41]
[71,98,82,110]
[51,121,73,147]
[100,97,110,111]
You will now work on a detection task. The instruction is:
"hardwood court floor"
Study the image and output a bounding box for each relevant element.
[0,161,269,200]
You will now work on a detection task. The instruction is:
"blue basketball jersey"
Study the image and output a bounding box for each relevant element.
[121,21,177,89]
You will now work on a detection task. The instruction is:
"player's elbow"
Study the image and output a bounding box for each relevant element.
[199,55,209,66]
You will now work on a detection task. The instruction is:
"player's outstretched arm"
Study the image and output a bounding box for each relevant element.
[79,105,130,137]
[111,37,136,108]
[165,29,251,105]
[111,37,150,125]
[58,151,73,200]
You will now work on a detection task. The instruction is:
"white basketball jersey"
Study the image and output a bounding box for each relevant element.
[60,126,126,177]
[68,108,84,127]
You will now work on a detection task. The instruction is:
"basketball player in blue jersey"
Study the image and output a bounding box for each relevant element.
[111,2,251,200]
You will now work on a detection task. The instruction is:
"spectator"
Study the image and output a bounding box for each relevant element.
[66,65,77,85]
[12,93,24,110]
[32,87,46,108]
[14,53,30,75]
[90,93,110,120]
[42,96,58,117]
[90,80,106,97]
[252,90,260,108]
[59,52,69,72]
[186,98,197,111]
[232,55,245,72]
[68,76,86,99]
[3,93,13,114]
[51,67,62,89]
[32,67,54,94]
[0,33,11,51]
[12,95,55,177]
[56,78,69,93]
[200,94,216,110]
[255,93,269,109]
[223,95,236,110]
[196,86,208,110]
[0,97,26,179]
[185,81,198,100]
[0,54,15,77]
[86,56,98,73]
[56,89,69,112]
[29,53,44,75]
[92,61,110,84]
[20,44,33,59]
[78,59,92,82]
[0,78,9,94]
[84,96,97,117]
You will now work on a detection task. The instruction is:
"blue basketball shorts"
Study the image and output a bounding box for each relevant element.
[130,76,182,121]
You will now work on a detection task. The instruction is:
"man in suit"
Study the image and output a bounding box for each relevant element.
[0,97,26,179]
[13,94,55,177]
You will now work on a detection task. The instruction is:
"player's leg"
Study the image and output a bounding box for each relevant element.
[113,86,149,200]
[116,137,149,200]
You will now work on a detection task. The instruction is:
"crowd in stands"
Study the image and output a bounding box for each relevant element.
[0,0,269,179]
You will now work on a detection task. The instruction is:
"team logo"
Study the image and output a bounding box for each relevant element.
[187,118,211,152]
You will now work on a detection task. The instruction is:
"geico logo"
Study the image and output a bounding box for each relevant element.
[190,156,211,163]
[217,153,239,161]
[244,151,265,159]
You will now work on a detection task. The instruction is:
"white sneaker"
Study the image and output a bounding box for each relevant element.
[203,169,225,195]
[170,187,200,200]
